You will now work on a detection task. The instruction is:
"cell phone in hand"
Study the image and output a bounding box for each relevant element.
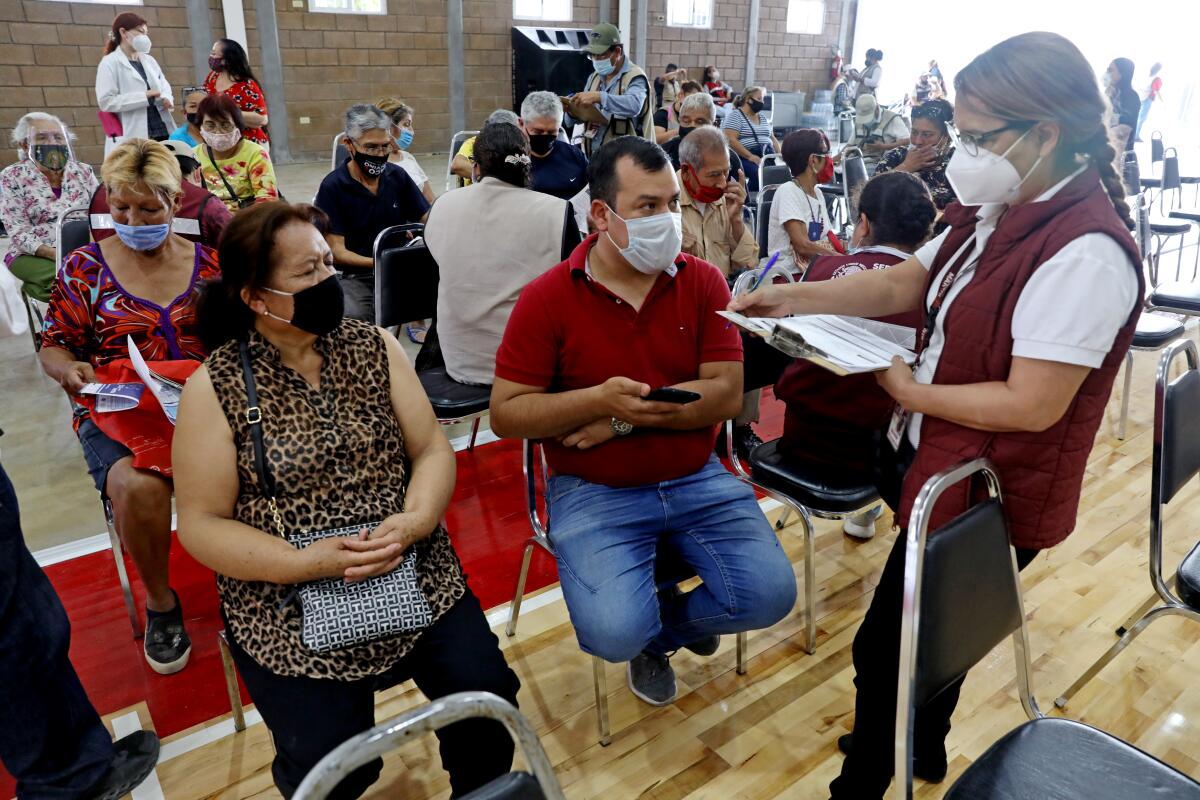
[645,387,702,404]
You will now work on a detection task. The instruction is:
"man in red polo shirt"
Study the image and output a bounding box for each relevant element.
[491,137,796,707]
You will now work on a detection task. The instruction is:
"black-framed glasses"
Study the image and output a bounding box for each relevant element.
[954,121,1034,156]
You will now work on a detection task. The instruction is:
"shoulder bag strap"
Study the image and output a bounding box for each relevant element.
[207,144,249,205]
[740,109,766,154]
[238,339,275,499]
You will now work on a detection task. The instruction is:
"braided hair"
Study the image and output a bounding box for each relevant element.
[955,32,1131,225]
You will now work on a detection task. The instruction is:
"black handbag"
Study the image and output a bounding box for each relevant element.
[237,340,433,652]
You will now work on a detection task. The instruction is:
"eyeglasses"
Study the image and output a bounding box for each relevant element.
[354,141,393,156]
[201,120,236,134]
[954,121,1034,157]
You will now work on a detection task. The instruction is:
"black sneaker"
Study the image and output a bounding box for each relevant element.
[837,732,947,783]
[682,635,721,656]
[88,730,160,800]
[733,425,764,459]
[627,651,677,706]
[144,590,192,675]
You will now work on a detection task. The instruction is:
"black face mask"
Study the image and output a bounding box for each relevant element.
[748,99,765,114]
[352,149,388,179]
[32,144,70,172]
[677,125,696,141]
[528,133,556,156]
[186,112,200,126]
[264,273,345,336]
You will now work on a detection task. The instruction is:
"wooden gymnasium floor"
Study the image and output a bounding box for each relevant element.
[6,334,1200,798]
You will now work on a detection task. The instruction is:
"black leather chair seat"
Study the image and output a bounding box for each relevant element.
[946,717,1200,800]
[1150,283,1200,314]
[417,367,491,418]
[1132,313,1185,349]
[748,439,879,513]
[1150,217,1191,235]
[1169,208,1200,223]
[818,182,844,197]
[1180,175,1200,184]
[1142,177,1162,190]
[1177,541,1200,610]
[460,771,544,800]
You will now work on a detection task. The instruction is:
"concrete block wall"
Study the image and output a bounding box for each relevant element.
[0,0,848,168]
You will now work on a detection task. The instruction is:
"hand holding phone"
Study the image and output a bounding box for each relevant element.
[644,387,701,404]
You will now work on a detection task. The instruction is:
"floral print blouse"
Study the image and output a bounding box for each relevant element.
[874,143,958,210]
[194,138,279,213]
[0,158,99,267]
[203,72,270,146]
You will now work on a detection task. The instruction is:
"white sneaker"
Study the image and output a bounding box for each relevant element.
[842,505,884,540]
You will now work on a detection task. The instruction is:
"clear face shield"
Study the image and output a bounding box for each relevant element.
[25,121,73,173]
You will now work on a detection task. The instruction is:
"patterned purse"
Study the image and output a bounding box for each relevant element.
[238,341,433,653]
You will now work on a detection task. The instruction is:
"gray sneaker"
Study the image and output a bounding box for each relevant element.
[143,591,192,675]
[627,651,677,706]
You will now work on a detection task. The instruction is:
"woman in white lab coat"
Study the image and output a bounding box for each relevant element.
[95,12,175,157]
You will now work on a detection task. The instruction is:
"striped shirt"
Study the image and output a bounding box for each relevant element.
[722,109,772,155]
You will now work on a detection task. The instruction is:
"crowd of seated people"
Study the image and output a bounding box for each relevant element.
[652,79,702,144]
[449,108,520,187]
[0,113,99,304]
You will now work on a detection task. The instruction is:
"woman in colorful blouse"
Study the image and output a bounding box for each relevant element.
[0,113,99,302]
[174,203,520,799]
[874,99,958,211]
[193,93,278,213]
[203,38,269,148]
[39,139,220,676]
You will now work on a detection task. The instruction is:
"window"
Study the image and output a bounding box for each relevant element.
[308,0,386,14]
[41,0,142,4]
[513,0,572,20]
[667,0,712,29]
[786,0,825,34]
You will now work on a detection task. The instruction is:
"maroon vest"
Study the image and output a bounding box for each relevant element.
[898,168,1142,549]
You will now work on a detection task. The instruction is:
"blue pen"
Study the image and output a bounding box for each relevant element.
[727,251,782,329]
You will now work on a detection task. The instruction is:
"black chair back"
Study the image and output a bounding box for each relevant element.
[1122,151,1141,198]
[372,224,438,328]
[1151,131,1164,165]
[331,133,350,171]
[756,185,779,258]
[1135,193,1151,261]
[1154,339,1200,508]
[842,149,869,223]
[761,164,791,188]
[1162,147,1181,193]
[61,219,90,260]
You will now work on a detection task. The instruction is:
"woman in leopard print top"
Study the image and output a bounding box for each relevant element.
[172,202,520,799]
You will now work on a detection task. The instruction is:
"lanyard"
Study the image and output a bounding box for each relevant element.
[916,235,978,355]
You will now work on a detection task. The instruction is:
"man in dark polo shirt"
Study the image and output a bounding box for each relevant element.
[490,137,796,707]
[314,103,429,322]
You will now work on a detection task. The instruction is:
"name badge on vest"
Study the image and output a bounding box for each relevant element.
[807,219,824,242]
[886,404,910,451]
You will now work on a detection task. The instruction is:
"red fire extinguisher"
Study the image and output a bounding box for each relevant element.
[830,47,843,81]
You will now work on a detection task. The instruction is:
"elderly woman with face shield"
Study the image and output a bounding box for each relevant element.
[39,138,220,677]
[0,114,99,303]
[733,32,1142,799]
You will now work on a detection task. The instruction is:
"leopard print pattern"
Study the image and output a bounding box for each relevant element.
[205,319,466,680]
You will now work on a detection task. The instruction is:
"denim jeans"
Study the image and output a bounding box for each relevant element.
[0,462,115,797]
[547,455,797,662]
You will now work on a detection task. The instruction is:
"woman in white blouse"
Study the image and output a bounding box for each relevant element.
[95,12,174,157]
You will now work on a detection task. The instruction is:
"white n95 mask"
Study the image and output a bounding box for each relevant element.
[605,206,683,275]
[945,128,1043,206]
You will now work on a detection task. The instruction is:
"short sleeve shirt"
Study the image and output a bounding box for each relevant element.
[314,161,430,266]
[767,181,835,272]
[494,235,742,488]
[530,141,589,201]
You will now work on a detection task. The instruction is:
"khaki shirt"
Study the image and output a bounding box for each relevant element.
[678,170,759,275]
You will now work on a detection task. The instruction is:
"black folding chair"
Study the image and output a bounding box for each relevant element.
[330,132,349,171]
[372,224,490,450]
[1056,339,1200,708]
[894,458,1200,800]
[292,691,564,800]
[756,184,780,258]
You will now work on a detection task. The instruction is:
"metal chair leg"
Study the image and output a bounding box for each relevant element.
[467,417,481,451]
[217,631,246,732]
[1054,604,1199,708]
[736,631,747,675]
[592,657,611,746]
[796,504,817,655]
[1115,591,1160,637]
[505,540,536,637]
[775,508,792,530]
[104,499,141,639]
[1119,349,1133,440]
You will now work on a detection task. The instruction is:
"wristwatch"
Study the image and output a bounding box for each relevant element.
[610,417,634,436]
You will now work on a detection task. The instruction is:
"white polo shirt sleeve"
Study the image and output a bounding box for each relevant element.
[1010,233,1139,367]
[914,228,950,269]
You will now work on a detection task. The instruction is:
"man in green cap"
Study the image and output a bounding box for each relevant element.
[562,23,656,158]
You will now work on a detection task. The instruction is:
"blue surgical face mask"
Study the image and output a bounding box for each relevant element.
[113,221,171,251]
[593,55,616,77]
[396,129,414,150]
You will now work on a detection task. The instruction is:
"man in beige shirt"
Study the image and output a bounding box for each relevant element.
[677,125,758,276]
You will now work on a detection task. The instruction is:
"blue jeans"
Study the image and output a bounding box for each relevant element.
[0,462,114,797]
[547,455,797,662]
[1136,97,1153,140]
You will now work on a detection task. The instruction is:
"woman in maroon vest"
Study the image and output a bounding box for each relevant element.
[731,32,1143,798]
[775,171,934,539]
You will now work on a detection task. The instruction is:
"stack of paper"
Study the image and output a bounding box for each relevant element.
[717,311,916,375]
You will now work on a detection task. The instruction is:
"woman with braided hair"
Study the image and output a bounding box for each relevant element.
[730,31,1142,798]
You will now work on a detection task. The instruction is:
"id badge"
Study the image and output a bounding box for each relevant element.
[886,405,910,451]
[807,219,823,242]
[584,123,599,140]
